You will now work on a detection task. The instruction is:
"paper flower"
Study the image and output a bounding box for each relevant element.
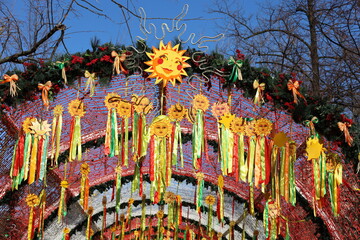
[30,119,51,138]
[306,138,324,160]
[53,105,64,116]
[22,117,37,134]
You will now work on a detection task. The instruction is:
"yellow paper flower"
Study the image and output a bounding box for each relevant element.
[60,180,69,188]
[128,198,134,204]
[53,105,64,116]
[156,210,164,219]
[117,100,132,118]
[254,118,273,136]
[168,103,187,121]
[192,94,209,111]
[131,94,153,114]
[30,119,51,138]
[68,99,86,117]
[218,113,236,129]
[244,121,256,137]
[205,195,216,205]
[150,115,172,137]
[211,102,230,118]
[230,117,246,134]
[26,194,40,207]
[305,137,324,160]
[104,92,121,110]
[22,117,36,134]
[80,163,90,175]
[144,41,190,87]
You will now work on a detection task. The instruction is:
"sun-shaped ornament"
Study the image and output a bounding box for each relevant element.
[254,118,273,136]
[145,41,190,87]
[68,99,86,117]
[273,132,289,147]
[244,121,256,137]
[211,102,230,118]
[168,103,187,121]
[22,117,37,134]
[30,119,51,138]
[230,117,246,134]
[104,92,121,110]
[305,137,324,160]
[117,100,132,118]
[131,95,153,114]
[218,113,236,129]
[192,94,209,111]
[150,115,172,137]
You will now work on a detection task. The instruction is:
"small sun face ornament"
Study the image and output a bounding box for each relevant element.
[68,99,86,117]
[305,137,324,160]
[218,113,236,129]
[192,94,209,111]
[211,102,230,118]
[244,121,256,137]
[230,117,246,134]
[131,95,153,115]
[145,41,190,87]
[104,92,121,110]
[117,100,132,118]
[254,118,273,136]
[168,103,187,122]
[150,116,172,138]
[23,117,37,134]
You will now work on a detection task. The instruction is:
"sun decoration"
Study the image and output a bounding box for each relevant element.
[104,92,121,110]
[22,117,37,134]
[211,102,230,118]
[254,118,273,136]
[273,132,289,147]
[205,195,216,205]
[68,99,86,117]
[244,121,256,137]
[305,137,324,160]
[230,117,246,134]
[131,94,153,114]
[192,94,209,111]
[168,103,187,121]
[145,41,190,87]
[218,113,236,129]
[30,119,51,138]
[150,116,172,137]
[117,100,132,118]
[53,105,64,116]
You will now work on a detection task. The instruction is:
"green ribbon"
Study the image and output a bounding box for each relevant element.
[247,136,256,183]
[263,201,269,238]
[71,116,82,161]
[192,110,204,169]
[260,136,266,183]
[328,172,335,215]
[109,108,119,157]
[196,179,204,212]
[280,146,285,197]
[115,170,122,213]
[228,56,243,83]
[289,148,297,206]
[132,112,139,153]
[239,134,247,181]
[39,135,49,181]
[320,152,326,197]
[124,117,129,166]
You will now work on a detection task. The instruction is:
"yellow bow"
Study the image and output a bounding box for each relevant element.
[1,74,20,97]
[38,81,52,110]
[111,51,127,75]
[253,80,265,106]
[287,79,306,104]
[338,122,353,146]
[84,70,96,97]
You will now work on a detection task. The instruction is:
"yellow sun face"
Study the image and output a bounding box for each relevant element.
[104,92,121,110]
[254,118,273,136]
[68,99,86,117]
[192,94,209,111]
[117,100,132,118]
[168,103,187,121]
[150,115,172,137]
[230,117,246,134]
[145,41,190,87]
[131,95,153,115]
[211,102,230,118]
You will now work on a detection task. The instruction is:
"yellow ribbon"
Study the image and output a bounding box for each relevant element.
[337,122,353,146]
[84,70,96,97]
[1,74,20,97]
[287,80,306,104]
[38,81,52,109]
[111,51,127,75]
[253,80,265,106]
[26,194,40,240]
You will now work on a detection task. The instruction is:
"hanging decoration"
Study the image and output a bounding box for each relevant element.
[164,191,182,238]
[68,99,86,161]
[0,74,19,96]
[117,100,132,166]
[104,93,121,157]
[168,103,187,168]
[253,80,265,106]
[190,94,209,170]
[58,180,68,223]
[50,105,64,167]
[228,56,243,83]
[38,81,52,110]
[156,210,164,240]
[84,70,97,97]
[37,189,46,240]
[218,113,236,175]
[217,175,224,224]
[115,166,122,213]
[230,117,247,181]
[101,196,107,239]
[62,228,70,240]
[149,115,173,203]
[140,194,146,238]
[80,162,90,211]
[253,118,273,190]
[86,207,94,240]
[55,61,67,84]
[195,172,205,213]
[326,153,342,216]
[205,195,216,234]
[26,193,40,240]
[145,41,190,87]
[111,50,128,75]
[263,200,281,240]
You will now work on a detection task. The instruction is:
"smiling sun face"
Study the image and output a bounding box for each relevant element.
[145,41,190,87]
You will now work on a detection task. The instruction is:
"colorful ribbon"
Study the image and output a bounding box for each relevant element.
[253,80,265,106]
[228,56,243,83]
[38,81,52,109]
[1,74,20,96]
[338,122,353,146]
[84,70,96,97]
[56,61,67,84]
[111,51,128,75]
[287,79,306,104]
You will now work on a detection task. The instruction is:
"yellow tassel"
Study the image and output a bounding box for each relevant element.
[86,207,94,240]
[26,194,40,240]
[80,163,90,211]
[28,137,38,184]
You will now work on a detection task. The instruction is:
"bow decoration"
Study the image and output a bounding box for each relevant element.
[338,122,353,146]
[38,81,52,109]
[253,80,265,106]
[56,61,67,84]
[304,116,318,137]
[1,74,20,97]
[228,56,243,83]
[84,70,96,97]
[111,51,128,75]
[287,80,306,104]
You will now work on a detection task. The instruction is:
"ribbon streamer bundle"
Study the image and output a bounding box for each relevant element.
[104,93,121,157]
[50,105,63,167]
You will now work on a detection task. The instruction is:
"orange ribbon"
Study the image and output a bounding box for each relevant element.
[1,74,20,96]
[111,51,127,75]
[38,81,52,109]
[287,80,306,104]
[338,122,353,146]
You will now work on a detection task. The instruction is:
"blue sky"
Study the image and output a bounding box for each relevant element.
[61,0,261,53]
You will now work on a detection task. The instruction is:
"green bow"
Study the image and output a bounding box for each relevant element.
[228,56,243,83]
